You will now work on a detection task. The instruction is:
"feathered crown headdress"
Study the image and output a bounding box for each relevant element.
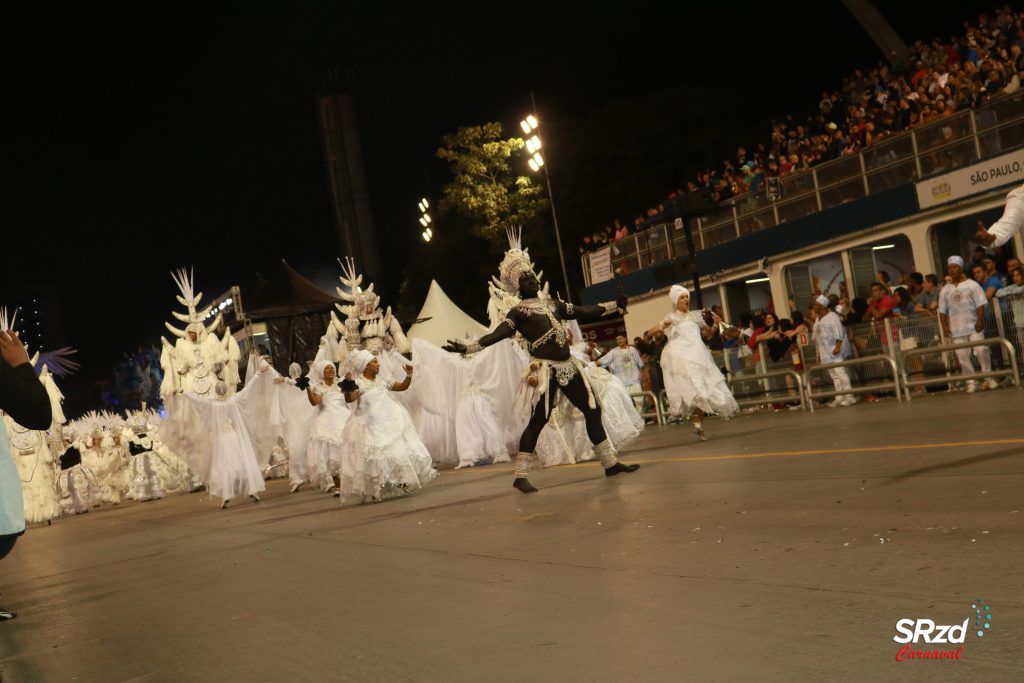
[335,257,382,322]
[497,227,542,295]
[1,306,80,377]
[164,267,222,339]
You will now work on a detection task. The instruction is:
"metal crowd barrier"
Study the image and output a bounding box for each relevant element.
[804,354,902,404]
[630,391,666,425]
[899,337,1021,398]
[725,369,809,412]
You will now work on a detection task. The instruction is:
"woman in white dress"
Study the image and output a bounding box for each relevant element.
[338,350,437,503]
[657,285,738,440]
[80,422,129,505]
[304,359,351,494]
[4,415,60,525]
[123,410,189,502]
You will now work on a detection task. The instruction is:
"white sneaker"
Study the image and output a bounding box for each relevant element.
[839,395,857,406]
[966,381,978,394]
[289,482,303,493]
[826,398,841,408]
[984,378,1000,390]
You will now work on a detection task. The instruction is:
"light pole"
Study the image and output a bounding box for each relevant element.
[418,197,433,242]
[520,101,572,301]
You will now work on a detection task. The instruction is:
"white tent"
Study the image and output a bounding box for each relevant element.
[407,280,488,347]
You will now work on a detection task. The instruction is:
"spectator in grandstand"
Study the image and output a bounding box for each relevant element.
[613,219,629,242]
[939,256,998,393]
[892,287,914,316]
[982,253,1007,286]
[972,262,1002,300]
[876,270,895,292]
[758,313,793,363]
[846,296,870,324]
[914,274,942,316]
[865,282,896,319]
[996,267,1024,336]
[906,272,925,303]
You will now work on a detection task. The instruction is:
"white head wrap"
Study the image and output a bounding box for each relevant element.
[947,255,965,267]
[815,295,830,307]
[288,362,302,379]
[311,359,335,384]
[350,349,374,375]
[669,284,689,308]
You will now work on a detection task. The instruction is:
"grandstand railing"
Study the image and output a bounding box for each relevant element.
[582,93,1024,286]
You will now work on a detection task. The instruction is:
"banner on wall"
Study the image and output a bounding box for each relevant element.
[916,149,1024,210]
[589,247,613,284]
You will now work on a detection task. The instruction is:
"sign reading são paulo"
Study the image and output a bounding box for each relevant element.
[892,598,993,662]
[917,148,1024,209]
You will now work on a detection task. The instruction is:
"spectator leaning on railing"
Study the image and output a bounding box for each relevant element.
[866,282,896,320]
[939,255,998,393]
[915,274,942,316]
[996,267,1024,341]
[972,262,1003,300]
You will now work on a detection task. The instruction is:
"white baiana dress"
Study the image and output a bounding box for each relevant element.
[660,310,739,418]
[306,382,351,490]
[337,376,438,501]
[160,367,282,503]
[124,429,191,501]
[4,416,60,524]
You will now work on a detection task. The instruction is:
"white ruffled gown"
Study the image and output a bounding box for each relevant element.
[5,418,60,524]
[337,376,438,501]
[306,382,351,490]
[125,431,189,501]
[660,311,739,418]
[81,443,129,505]
[57,440,101,515]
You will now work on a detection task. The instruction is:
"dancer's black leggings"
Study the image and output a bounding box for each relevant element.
[0,533,18,561]
[518,370,607,453]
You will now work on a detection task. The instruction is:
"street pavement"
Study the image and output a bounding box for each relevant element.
[0,390,1021,682]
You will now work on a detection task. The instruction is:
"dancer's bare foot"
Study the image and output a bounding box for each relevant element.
[513,478,538,493]
[693,422,707,441]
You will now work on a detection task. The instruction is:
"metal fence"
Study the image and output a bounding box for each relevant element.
[709,292,1024,409]
[582,92,1024,286]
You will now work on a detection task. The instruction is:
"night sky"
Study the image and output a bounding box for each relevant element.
[1,1,996,409]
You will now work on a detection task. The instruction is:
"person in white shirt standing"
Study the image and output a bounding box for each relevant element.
[938,255,998,393]
[811,295,855,407]
[597,335,644,411]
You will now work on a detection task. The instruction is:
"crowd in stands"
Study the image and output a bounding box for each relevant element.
[580,5,1024,258]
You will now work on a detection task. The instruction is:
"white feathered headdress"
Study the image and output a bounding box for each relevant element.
[164,267,222,340]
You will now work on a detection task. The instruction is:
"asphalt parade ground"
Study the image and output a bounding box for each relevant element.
[1,390,1022,682]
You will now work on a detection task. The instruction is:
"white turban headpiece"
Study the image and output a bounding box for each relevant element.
[349,349,375,375]
[669,284,689,308]
[947,255,965,267]
[815,295,830,307]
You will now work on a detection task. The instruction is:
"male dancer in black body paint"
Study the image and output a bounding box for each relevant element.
[444,236,640,493]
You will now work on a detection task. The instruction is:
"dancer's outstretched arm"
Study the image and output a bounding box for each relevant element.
[556,293,628,323]
[444,318,516,354]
